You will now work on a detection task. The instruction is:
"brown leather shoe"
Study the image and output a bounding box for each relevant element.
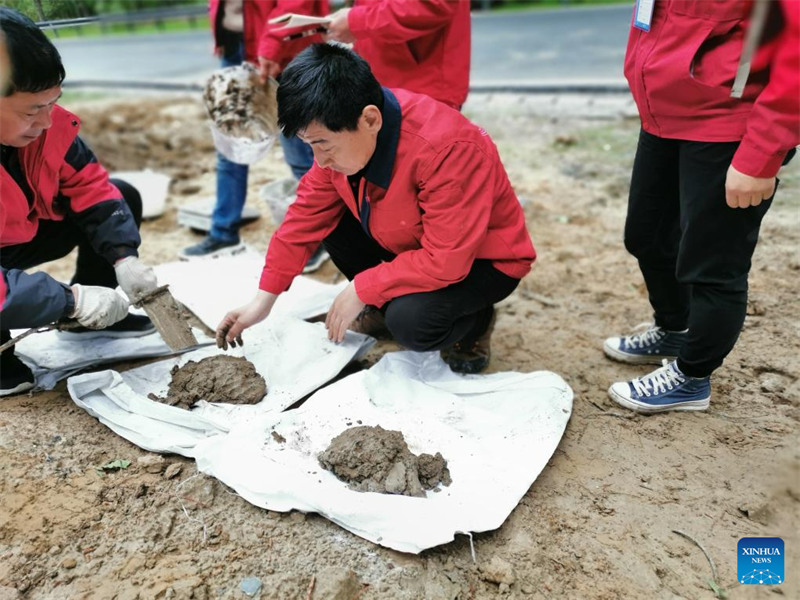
[349,306,391,339]
[441,311,496,374]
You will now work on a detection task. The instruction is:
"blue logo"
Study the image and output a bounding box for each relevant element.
[738,537,784,585]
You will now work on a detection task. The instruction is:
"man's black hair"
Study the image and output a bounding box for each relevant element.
[278,43,383,138]
[0,7,65,96]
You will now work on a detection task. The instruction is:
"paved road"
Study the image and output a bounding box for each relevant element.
[54,4,631,87]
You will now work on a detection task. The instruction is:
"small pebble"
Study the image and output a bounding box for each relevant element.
[241,577,262,597]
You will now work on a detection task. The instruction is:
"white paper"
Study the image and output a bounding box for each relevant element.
[268,13,332,28]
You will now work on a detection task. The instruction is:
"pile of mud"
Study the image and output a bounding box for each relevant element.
[319,425,452,497]
[148,355,267,409]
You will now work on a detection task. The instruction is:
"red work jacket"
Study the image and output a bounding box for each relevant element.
[209,0,329,68]
[259,88,535,308]
[349,0,471,110]
[625,0,800,178]
[0,106,139,323]
[0,106,122,247]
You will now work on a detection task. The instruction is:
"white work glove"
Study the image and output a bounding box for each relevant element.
[69,284,130,329]
[114,256,158,303]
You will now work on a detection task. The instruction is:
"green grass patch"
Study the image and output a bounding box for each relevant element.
[489,0,629,13]
[45,15,209,39]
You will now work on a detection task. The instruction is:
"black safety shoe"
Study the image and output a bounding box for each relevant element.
[57,313,157,340]
[441,311,497,374]
[0,351,35,397]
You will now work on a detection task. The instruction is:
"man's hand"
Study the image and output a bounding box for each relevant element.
[324,8,355,44]
[725,165,776,209]
[70,284,130,329]
[114,256,158,303]
[325,282,365,343]
[258,57,281,83]
[216,290,277,350]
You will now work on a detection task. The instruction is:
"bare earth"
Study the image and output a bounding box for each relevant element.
[0,93,797,600]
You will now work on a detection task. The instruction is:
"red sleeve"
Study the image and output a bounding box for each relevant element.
[59,152,121,214]
[353,141,494,308]
[732,0,800,178]
[258,0,329,65]
[259,163,345,293]
[348,0,459,44]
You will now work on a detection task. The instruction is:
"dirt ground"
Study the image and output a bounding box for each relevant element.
[0,92,798,600]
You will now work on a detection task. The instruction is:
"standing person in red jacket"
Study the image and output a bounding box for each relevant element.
[0,8,159,396]
[182,0,330,272]
[324,0,470,110]
[603,0,799,413]
[216,44,535,374]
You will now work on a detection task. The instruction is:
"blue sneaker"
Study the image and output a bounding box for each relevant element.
[603,323,687,365]
[608,360,710,414]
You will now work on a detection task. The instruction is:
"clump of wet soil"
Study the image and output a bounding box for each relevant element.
[203,63,278,140]
[148,355,267,409]
[319,425,452,497]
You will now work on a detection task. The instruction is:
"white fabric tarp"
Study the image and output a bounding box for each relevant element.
[67,317,374,455]
[13,253,344,390]
[69,345,572,553]
[15,325,212,391]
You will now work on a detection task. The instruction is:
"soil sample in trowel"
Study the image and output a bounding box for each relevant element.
[319,425,452,497]
[148,355,267,410]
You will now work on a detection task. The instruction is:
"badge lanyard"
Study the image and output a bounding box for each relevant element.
[357,178,371,238]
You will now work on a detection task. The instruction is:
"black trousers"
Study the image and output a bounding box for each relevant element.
[323,211,520,351]
[625,130,775,378]
[1,179,142,350]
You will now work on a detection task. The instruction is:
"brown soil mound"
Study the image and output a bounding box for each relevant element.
[148,355,267,409]
[319,425,452,497]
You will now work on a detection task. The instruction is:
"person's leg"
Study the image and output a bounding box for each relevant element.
[184,42,248,256]
[322,210,395,279]
[71,178,143,288]
[603,130,689,364]
[675,140,773,378]
[607,139,775,413]
[384,260,519,353]
[209,153,248,244]
[624,129,686,329]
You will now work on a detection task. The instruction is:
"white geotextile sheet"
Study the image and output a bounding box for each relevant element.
[194,352,572,552]
[71,345,572,553]
[67,317,374,455]
[14,253,345,390]
[15,324,212,391]
[153,251,346,330]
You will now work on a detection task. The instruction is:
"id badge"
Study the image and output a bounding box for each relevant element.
[633,0,655,31]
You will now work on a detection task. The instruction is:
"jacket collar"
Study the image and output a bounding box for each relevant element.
[362,88,401,190]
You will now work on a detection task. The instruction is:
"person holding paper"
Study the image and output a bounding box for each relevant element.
[603,0,799,413]
[182,0,330,272]
[324,0,470,110]
[0,8,159,396]
[216,44,535,374]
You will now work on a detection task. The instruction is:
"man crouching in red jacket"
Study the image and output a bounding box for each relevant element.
[603,0,799,413]
[0,8,159,396]
[216,43,535,374]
